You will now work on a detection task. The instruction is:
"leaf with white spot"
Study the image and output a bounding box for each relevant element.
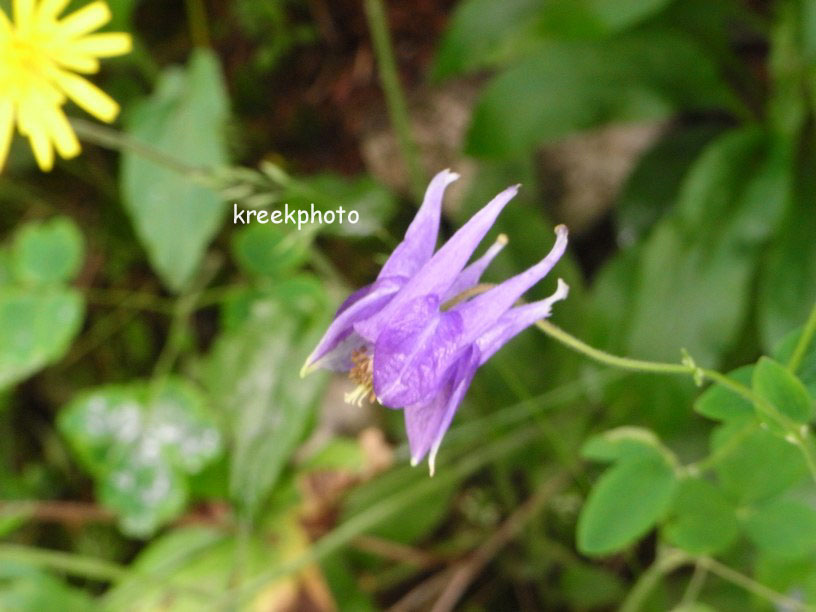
[58,378,222,537]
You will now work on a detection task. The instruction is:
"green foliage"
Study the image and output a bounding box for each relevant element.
[752,356,814,424]
[662,477,738,555]
[121,49,230,292]
[58,379,222,536]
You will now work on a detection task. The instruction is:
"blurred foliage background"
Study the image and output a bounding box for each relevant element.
[2,0,816,610]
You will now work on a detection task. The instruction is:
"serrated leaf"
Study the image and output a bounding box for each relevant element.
[204,278,329,517]
[467,31,737,157]
[694,365,754,421]
[11,217,84,286]
[121,48,229,292]
[744,498,816,560]
[58,378,222,536]
[712,418,808,504]
[662,477,738,554]
[0,288,84,390]
[753,357,814,423]
[578,455,678,556]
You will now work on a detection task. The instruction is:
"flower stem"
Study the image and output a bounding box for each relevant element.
[620,548,689,612]
[788,300,816,374]
[71,118,201,177]
[362,0,426,201]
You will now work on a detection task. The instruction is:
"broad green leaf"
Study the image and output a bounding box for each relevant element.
[713,417,808,504]
[577,455,678,555]
[433,0,543,79]
[231,222,312,278]
[121,48,229,292]
[753,357,814,423]
[616,123,724,244]
[11,217,84,286]
[694,365,754,421]
[581,426,676,465]
[627,128,790,367]
[58,378,222,536]
[661,477,738,554]
[774,327,816,398]
[582,0,676,32]
[467,31,737,157]
[0,563,95,612]
[204,277,329,517]
[744,498,816,560]
[0,288,84,390]
[759,179,816,349]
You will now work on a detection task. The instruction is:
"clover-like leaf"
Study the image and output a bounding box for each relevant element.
[753,356,814,423]
[58,378,222,536]
[11,217,84,286]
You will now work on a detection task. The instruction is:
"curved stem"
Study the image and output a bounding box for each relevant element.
[789,300,816,374]
[620,549,689,612]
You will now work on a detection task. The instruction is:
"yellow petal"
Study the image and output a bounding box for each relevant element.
[0,100,14,173]
[73,32,132,57]
[44,104,80,159]
[37,0,71,22]
[53,69,119,122]
[53,51,101,74]
[18,104,55,171]
[13,0,35,32]
[56,1,111,39]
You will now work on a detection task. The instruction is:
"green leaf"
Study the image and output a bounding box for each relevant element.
[121,49,229,292]
[11,217,84,286]
[713,417,808,504]
[661,477,738,554]
[58,378,222,536]
[581,426,676,465]
[753,357,814,423]
[581,0,677,32]
[467,31,737,157]
[433,0,542,79]
[0,563,95,612]
[204,277,329,517]
[744,498,816,560]
[577,455,678,556]
[627,128,790,367]
[616,123,724,244]
[0,288,84,390]
[231,222,312,279]
[694,365,754,421]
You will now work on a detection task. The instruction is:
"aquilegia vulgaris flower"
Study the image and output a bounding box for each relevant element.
[302,170,569,474]
[0,0,132,172]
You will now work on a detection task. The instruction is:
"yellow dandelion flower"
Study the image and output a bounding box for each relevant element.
[0,0,132,172]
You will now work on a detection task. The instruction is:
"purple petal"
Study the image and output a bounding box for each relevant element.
[453,225,568,348]
[356,184,519,342]
[300,276,404,376]
[372,295,464,407]
[404,346,480,475]
[476,278,569,363]
[442,233,508,303]
[377,169,459,280]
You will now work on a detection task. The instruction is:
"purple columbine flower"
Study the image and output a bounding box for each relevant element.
[302,170,569,474]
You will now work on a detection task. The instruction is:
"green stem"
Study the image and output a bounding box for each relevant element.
[620,549,689,612]
[788,300,816,374]
[184,0,211,48]
[362,0,425,201]
[699,556,812,611]
[71,118,202,177]
[534,320,691,376]
[0,544,127,582]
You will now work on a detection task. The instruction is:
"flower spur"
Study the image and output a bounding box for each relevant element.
[302,170,569,474]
